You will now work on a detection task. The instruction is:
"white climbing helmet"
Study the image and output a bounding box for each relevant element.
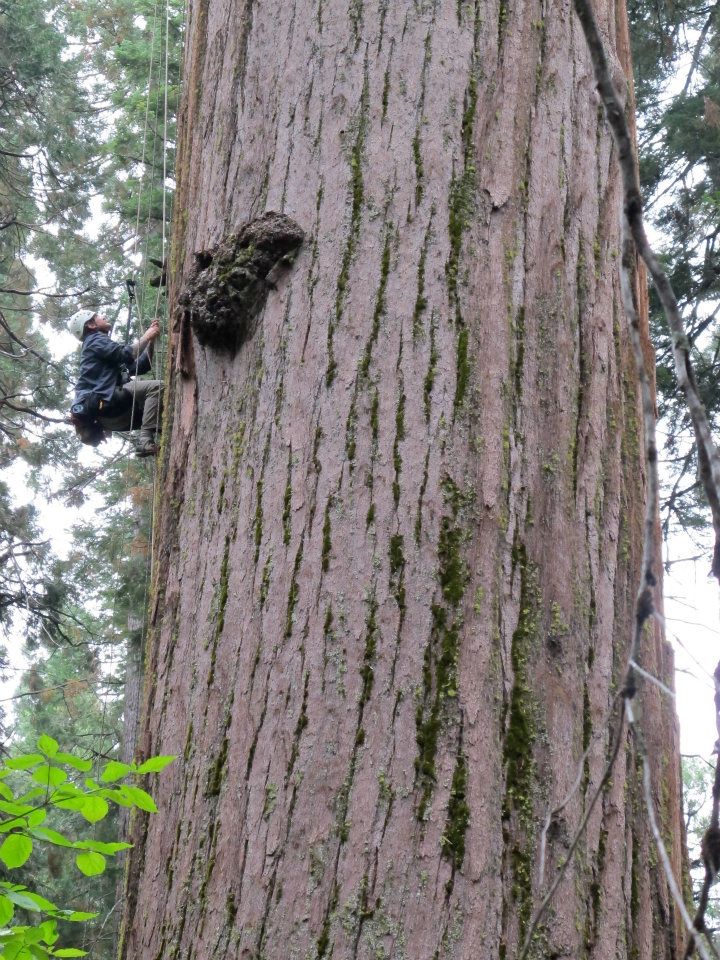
[67,309,96,341]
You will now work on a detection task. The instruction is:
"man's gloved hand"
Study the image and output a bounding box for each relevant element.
[146,319,161,341]
[136,319,161,356]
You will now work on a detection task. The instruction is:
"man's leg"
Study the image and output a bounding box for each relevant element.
[126,379,163,449]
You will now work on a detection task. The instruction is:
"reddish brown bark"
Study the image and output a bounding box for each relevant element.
[120,0,687,955]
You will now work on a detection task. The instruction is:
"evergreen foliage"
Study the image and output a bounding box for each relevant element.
[0,0,181,946]
[630,0,720,539]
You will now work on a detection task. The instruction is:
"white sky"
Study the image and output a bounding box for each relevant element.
[664,533,719,758]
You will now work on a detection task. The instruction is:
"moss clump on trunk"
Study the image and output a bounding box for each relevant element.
[180,211,304,353]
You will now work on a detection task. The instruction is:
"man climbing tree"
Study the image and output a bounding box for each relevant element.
[68,308,163,456]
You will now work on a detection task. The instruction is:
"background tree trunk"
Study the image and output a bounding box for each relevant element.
[121,0,687,955]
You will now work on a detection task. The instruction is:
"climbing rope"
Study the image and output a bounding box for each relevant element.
[122,0,174,427]
[109,0,176,685]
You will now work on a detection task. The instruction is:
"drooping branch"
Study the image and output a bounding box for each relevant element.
[682,3,720,95]
[0,284,90,298]
[0,399,67,425]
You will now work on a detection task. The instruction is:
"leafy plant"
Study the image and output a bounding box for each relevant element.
[0,735,173,958]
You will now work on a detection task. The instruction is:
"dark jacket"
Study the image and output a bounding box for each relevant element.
[74,332,152,403]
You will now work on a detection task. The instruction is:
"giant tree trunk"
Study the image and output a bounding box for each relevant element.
[121,0,687,955]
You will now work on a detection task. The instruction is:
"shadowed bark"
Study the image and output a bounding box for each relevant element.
[120,0,688,955]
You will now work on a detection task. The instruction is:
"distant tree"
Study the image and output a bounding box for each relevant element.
[0,0,181,738]
[629,0,720,541]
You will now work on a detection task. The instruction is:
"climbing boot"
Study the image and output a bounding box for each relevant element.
[135,439,158,458]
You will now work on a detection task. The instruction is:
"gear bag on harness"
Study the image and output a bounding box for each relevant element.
[69,393,107,447]
[70,386,135,447]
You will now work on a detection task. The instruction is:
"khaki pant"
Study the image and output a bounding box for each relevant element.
[99,380,163,445]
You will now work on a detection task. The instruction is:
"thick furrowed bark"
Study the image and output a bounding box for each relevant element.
[120,0,687,956]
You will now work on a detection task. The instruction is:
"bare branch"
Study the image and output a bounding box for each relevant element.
[0,400,67,425]
[0,285,90,299]
[519,699,626,958]
[682,4,719,95]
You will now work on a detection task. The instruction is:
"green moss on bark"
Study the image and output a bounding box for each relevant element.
[413,217,433,340]
[502,540,541,939]
[389,533,406,617]
[423,313,438,422]
[345,396,357,466]
[321,501,332,572]
[360,229,392,378]
[254,479,263,563]
[442,749,470,870]
[284,538,304,638]
[328,64,370,387]
[282,448,292,546]
[286,671,310,780]
[415,449,430,544]
[446,69,478,304]
[392,389,406,507]
[360,593,379,705]
[413,127,424,207]
[415,478,471,819]
[205,736,229,798]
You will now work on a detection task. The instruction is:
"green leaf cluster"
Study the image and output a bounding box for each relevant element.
[0,736,173,959]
